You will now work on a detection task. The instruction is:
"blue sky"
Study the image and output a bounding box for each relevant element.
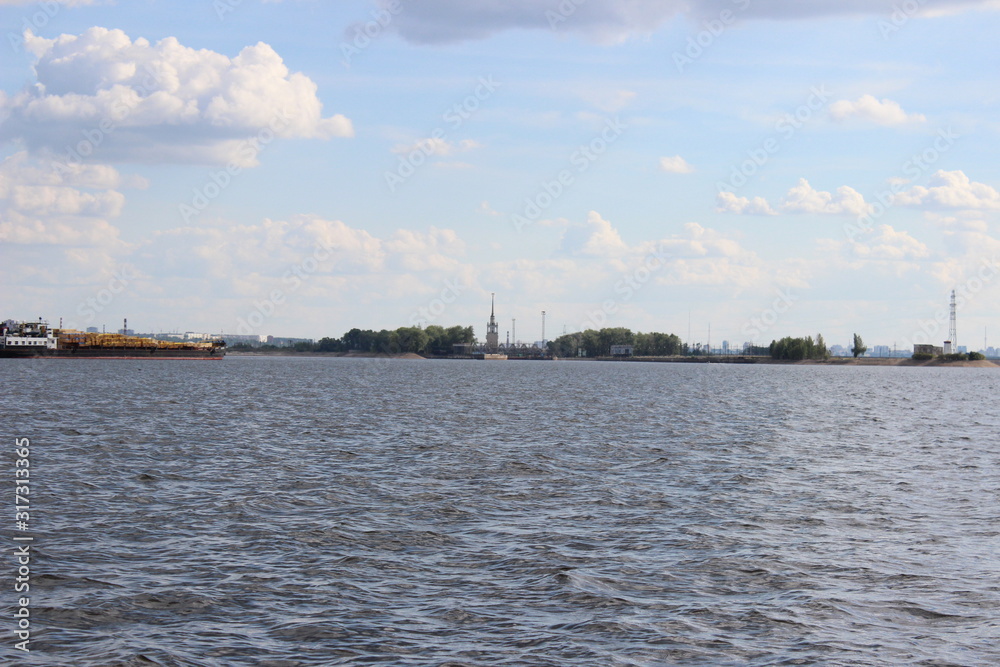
[2,0,1000,351]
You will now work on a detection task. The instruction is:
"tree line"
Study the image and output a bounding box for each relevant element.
[549,328,684,358]
[232,323,893,361]
[231,325,474,356]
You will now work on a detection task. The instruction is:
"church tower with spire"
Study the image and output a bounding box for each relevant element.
[485,293,499,351]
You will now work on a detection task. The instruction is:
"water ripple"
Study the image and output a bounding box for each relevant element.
[1,358,998,665]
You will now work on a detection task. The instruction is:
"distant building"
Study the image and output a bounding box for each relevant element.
[914,344,943,357]
[267,336,314,347]
[86,327,99,333]
[220,334,268,346]
[610,345,634,357]
[485,293,499,352]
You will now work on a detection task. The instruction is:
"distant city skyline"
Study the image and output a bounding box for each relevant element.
[2,1,1000,346]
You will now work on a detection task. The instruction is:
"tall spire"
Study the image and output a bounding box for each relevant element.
[486,293,499,351]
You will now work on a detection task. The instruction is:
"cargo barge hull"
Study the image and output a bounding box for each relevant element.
[1,348,225,359]
[2,319,226,359]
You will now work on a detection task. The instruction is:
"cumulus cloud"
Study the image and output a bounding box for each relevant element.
[716,191,777,216]
[385,227,467,271]
[895,170,1000,210]
[829,95,926,126]
[850,224,930,261]
[781,179,871,216]
[659,155,695,174]
[717,179,870,217]
[550,212,787,291]
[372,0,1000,44]
[558,210,630,257]
[0,27,353,166]
[0,151,133,246]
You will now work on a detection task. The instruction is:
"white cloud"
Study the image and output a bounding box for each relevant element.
[0,151,132,247]
[716,191,777,216]
[391,137,481,157]
[895,170,1000,210]
[829,95,926,126]
[781,179,871,216]
[659,155,695,174]
[558,210,630,257]
[0,27,353,166]
[718,179,871,217]
[850,224,930,261]
[386,227,466,271]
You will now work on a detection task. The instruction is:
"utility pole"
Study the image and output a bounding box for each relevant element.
[512,318,516,346]
[541,311,546,343]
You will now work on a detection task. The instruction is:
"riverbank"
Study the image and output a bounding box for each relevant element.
[226,350,426,359]
[225,350,999,366]
[597,355,1000,367]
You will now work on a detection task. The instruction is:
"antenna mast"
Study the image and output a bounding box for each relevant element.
[949,289,957,349]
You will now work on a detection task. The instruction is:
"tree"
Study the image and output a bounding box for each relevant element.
[770,335,829,361]
[814,333,829,360]
[851,333,867,358]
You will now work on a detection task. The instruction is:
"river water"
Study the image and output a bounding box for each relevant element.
[2,357,998,665]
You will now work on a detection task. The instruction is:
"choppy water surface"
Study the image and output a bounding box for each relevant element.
[2,357,999,665]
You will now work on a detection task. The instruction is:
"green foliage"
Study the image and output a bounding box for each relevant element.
[322,324,474,356]
[316,337,343,352]
[942,352,969,362]
[851,333,867,358]
[968,351,986,361]
[549,328,683,358]
[769,335,829,361]
[911,352,934,361]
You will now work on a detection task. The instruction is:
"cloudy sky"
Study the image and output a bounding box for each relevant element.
[2,0,1000,349]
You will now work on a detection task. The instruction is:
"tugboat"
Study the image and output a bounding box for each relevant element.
[0,319,226,359]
